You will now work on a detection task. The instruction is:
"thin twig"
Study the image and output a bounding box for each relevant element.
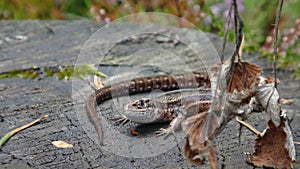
[174,0,183,18]
[231,0,238,64]
[232,0,244,62]
[236,117,300,145]
[175,0,183,27]
[0,115,48,148]
[227,0,244,85]
[212,0,233,104]
[235,117,261,135]
[220,1,233,62]
[273,0,284,88]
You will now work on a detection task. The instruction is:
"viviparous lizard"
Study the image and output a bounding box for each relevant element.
[86,72,210,145]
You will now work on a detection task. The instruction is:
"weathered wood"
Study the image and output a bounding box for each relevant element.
[0,20,299,168]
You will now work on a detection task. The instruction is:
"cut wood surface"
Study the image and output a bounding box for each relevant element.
[0,20,299,168]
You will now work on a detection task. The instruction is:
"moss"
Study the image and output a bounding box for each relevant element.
[0,65,107,80]
[0,68,39,79]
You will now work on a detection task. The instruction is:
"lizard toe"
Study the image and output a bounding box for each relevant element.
[110,115,129,125]
[155,128,175,139]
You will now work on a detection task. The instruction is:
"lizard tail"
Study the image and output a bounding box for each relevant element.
[86,93,104,145]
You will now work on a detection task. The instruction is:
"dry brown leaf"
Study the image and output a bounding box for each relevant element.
[182,112,218,148]
[248,116,296,169]
[281,98,294,105]
[208,144,217,169]
[93,75,104,90]
[130,129,140,136]
[52,141,73,148]
[184,138,217,169]
[182,112,219,169]
[226,61,262,93]
[184,137,205,165]
[255,76,281,126]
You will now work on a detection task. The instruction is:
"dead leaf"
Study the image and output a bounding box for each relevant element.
[130,129,140,136]
[226,61,262,93]
[248,115,296,169]
[93,75,104,90]
[182,112,219,169]
[184,137,205,165]
[184,138,217,169]
[182,112,218,148]
[52,141,73,148]
[208,144,217,169]
[281,98,294,105]
[255,76,281,126]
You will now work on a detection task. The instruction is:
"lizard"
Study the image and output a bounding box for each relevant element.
[117,88,212,136]
[86,72,211,145]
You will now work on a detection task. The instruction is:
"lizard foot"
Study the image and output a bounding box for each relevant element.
[110,115,130,125]
[155,127,176,139]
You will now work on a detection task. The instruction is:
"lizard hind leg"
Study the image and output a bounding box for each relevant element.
[155,109,186,139]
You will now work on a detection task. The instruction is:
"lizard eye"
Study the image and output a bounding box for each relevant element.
[136,99,146,109]
[136,99,151,109]
[139,99,145,106]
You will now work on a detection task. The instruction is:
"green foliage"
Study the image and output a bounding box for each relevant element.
[44,65,107,80]
[0,68,39,79]
[242,1,277,49]
[74,64,107,80]
[278,40,300,76]
[0,0,299,78]
[295,67,300,79]
[0,0,91,19]
[62,0,91,18]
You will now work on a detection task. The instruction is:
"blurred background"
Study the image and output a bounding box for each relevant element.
[0,0,299,77]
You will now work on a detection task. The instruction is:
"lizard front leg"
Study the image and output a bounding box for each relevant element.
[110,115,130,125]
[155,108,186,138]
[155,100,209,138]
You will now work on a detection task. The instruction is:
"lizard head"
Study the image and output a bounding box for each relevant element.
[123,98,163,123]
